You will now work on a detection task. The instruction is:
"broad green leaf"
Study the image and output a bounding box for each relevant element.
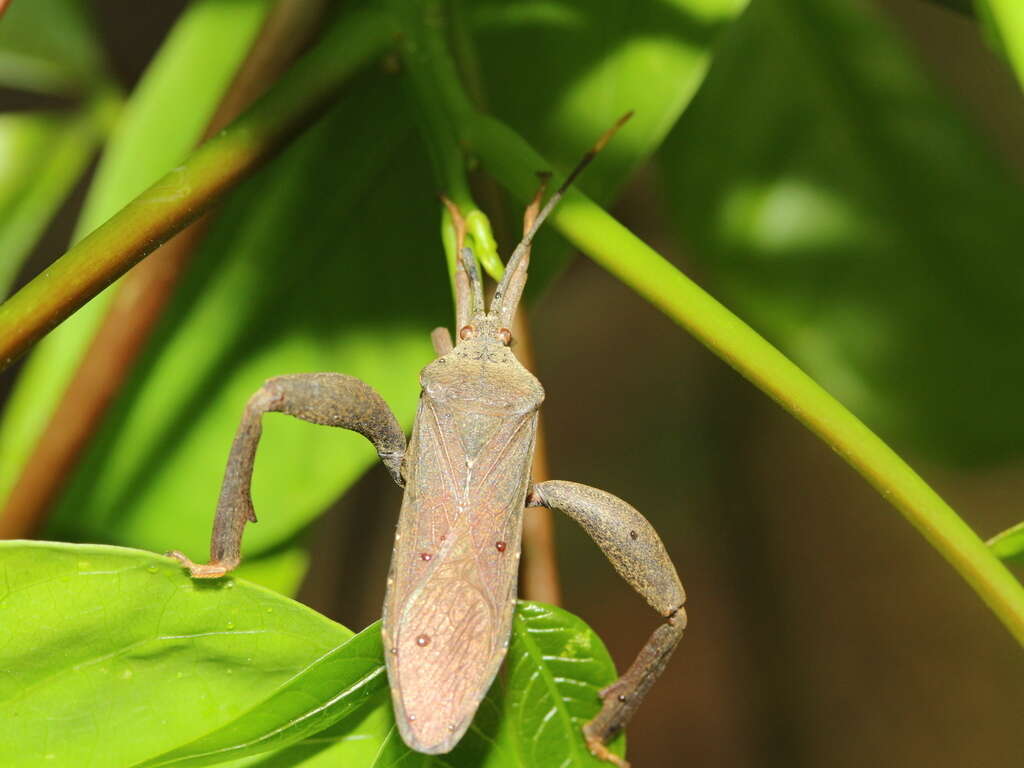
[217,700,396,767]
[0,541,353,768]
[0,0,106,95]
[0,107,111,299]
[491,602,626,766]
[0,0,275,514]
[659,0,1024,464]
[975,1,1024,90]
[988,521,1024,565]
[136,622,387,767]
[472,0,748,201]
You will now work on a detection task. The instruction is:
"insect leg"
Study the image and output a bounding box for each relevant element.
[526,480,686,768]
[168,373,406,578]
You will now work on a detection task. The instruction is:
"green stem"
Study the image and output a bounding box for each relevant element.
[0,8,392,370]
[988,521,1024,564]
[394,0,1024,646]
[387,0,501,287]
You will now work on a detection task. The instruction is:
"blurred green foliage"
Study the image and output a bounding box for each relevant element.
[0,0,119,299]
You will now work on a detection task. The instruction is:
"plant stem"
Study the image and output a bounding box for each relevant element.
[392,0,1024,645]
[0,7,392,371]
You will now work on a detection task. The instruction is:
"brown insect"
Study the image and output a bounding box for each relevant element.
[169,115,686,767]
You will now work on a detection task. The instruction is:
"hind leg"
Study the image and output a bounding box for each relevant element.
[527,480,686,768]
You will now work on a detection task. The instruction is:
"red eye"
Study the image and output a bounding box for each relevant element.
[497,328,512,345]
[459,325,475,340]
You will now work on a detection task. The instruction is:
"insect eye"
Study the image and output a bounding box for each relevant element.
[458,325,475,340]
[497,328,512,345]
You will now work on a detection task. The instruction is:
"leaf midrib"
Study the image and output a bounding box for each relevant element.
[510,608,585,766]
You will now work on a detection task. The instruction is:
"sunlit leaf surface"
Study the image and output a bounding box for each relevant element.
[660,0,1024,464]
[0,542,352,768]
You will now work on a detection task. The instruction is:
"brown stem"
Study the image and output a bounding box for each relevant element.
[515,311,562,606]
[0,0,329,539]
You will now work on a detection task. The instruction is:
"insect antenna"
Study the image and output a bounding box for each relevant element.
[491,111,633,327]
[441,195,479,328]
[460,246,485,318]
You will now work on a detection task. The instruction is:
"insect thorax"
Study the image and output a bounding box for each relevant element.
[419,341,544,416]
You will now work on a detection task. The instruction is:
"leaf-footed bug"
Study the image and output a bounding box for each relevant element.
[169,114,686,767]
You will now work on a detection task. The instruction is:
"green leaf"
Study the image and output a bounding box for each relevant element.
[0,541,353,768]
[494,602,626,766]
[0,0,117,300]
[658,0,1024,465]
[988,521,1024,565]
[0,0,107,95]
[0,107,110,299]
[975,1,1024,90]
[470,0,747,289]
[136,622,387,767]
[472,0,748,201]
[216,699,396,767]
[0,0,275,514]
